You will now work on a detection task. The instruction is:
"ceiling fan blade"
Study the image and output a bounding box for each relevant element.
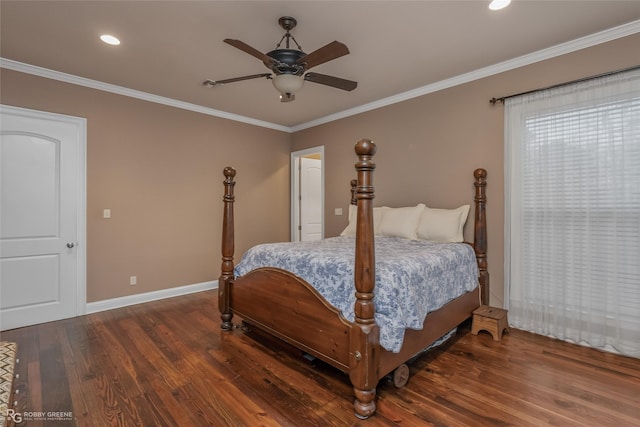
[224,39,276,67]
[203,73,271,87]
[304,72,357,91]
[296,41,349,70]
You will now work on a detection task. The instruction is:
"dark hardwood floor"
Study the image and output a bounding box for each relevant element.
[2,290,639,426]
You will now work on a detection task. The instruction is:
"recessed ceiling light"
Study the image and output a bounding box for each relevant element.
[489,0,511,10]
[100,34,120,45]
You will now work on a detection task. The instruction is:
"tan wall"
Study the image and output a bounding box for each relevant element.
[3,32,637,306]
[1,69,292,302]
[292,33,640,307]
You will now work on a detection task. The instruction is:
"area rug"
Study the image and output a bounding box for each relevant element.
[0,342,17,427]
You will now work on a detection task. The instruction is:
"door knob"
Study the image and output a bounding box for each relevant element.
[66,242,75,249]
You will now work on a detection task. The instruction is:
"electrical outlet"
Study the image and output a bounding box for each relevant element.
[129,276,137,286]
[103,209,111,219]
[335,208,343,216]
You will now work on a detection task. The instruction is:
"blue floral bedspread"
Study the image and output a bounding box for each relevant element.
[234,236,478,352]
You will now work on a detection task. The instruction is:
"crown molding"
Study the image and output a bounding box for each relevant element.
[291,19,640,132]
[2,19,638,133]
[0,58,292,133]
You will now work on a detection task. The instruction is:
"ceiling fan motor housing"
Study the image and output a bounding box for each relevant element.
[267,49,306,75]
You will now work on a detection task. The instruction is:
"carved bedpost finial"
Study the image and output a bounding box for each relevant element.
[474,168,487,196]
[223,166,236,180]
[354,138,377,157]
[220,166,236,331]
[473,168,489,305]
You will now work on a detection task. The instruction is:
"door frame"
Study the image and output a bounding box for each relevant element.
[290,146,324,242]
[1,104,87,317]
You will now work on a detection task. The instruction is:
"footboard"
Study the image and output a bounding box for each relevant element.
[230,268,352,372]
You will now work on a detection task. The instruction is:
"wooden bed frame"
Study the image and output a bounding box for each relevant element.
[219,139,489,419]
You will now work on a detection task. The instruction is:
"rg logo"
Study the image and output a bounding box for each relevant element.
[4,408,23,423]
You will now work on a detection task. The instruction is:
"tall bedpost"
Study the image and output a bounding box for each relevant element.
[350,139,379,419]
[219,166,236,331]
[473,168,490,305]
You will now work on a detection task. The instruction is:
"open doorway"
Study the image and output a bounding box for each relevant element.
[291,146,324,242]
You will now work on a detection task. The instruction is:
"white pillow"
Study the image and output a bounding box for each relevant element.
[378,204,426,240]
[416,205,470,242]
[340,204,383,236]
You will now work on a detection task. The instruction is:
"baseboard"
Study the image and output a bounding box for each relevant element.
[85,280,218,314]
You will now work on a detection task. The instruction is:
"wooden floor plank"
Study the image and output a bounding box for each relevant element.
[453,333,640,419]
[1,290,639,426]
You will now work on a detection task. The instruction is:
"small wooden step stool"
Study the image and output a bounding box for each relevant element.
[471,305,509,341]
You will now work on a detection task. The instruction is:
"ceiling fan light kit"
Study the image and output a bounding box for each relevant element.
[272,73,305,97]
[204,16,357,102]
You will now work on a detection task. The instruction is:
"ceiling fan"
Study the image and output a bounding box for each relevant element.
[203,16,357,102]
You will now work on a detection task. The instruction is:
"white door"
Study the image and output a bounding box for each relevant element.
[0,105,86,330]
[300,157,322,241]
[290,147,324,242]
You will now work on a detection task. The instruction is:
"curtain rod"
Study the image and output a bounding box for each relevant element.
[489,64,640,105]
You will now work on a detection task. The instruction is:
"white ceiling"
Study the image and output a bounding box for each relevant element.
[2,1,640,130]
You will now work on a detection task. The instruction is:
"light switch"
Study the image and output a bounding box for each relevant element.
[335,208,343,216]
[103,209,111,219]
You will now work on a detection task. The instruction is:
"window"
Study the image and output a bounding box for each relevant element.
[505,68,640,358]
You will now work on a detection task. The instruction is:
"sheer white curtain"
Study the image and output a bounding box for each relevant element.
[505,68,640,358]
